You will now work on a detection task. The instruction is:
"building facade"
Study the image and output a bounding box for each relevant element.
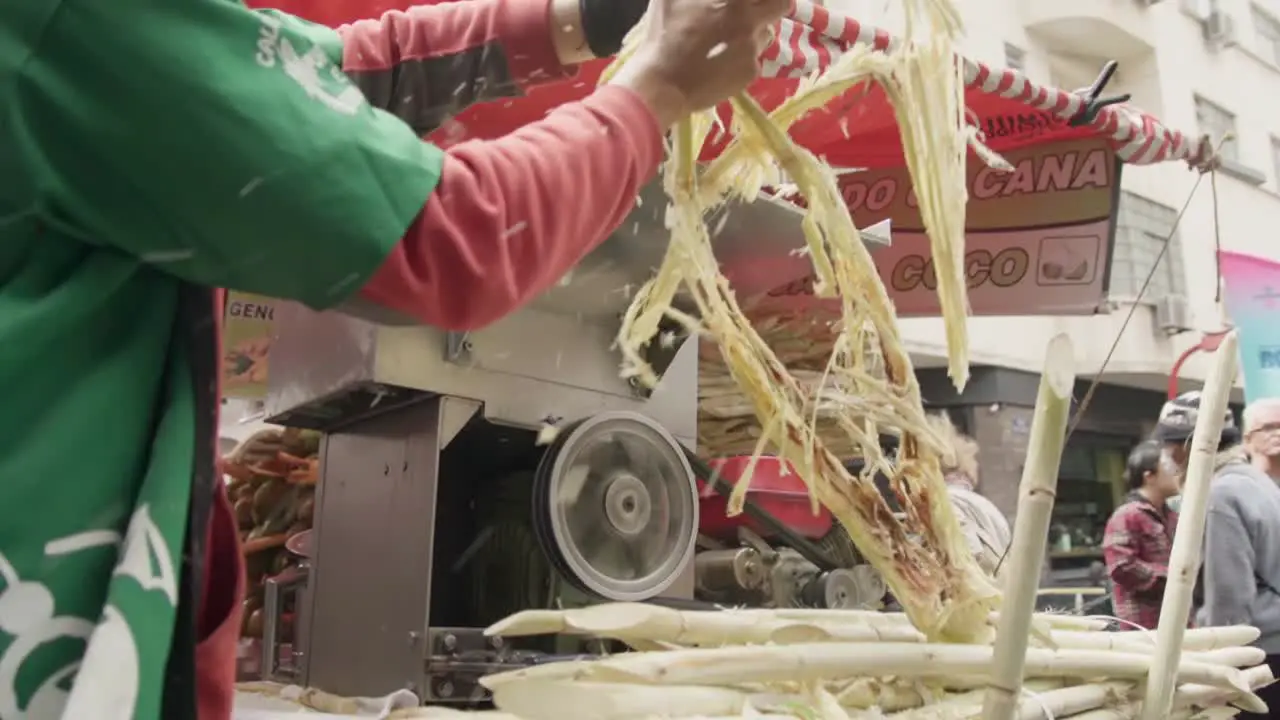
[830,0,1274,572]
[219,0,1275,579]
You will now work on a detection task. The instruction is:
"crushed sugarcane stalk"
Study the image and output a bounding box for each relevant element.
[465,330,1261,720]
[270,0,1266,716]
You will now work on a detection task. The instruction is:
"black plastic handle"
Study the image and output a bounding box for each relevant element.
[1068,60,1133,128]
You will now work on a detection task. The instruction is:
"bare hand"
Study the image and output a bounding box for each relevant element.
[610,0,789,127]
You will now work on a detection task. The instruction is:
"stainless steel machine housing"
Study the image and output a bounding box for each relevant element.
[260,182,890,698]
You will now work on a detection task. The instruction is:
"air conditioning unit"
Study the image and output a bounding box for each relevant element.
[1204,11,1238,49]
[1135,0,1165,6]
[1155,294,1194,335]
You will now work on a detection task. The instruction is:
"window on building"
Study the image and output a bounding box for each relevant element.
[1194,96,1239,161]
[1256,4,1280,64]
[1004,43,1027,72]
[1109,192,1187,302]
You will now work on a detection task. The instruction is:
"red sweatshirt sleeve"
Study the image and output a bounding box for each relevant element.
[339,0,574,136]
[359,85,664,331]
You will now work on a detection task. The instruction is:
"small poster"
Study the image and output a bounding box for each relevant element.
[1220,250,1280,402]
[222,291,275,399]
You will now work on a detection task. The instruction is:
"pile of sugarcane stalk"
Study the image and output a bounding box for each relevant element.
[698,366,867,458]
[454,601,1270,720]
[697,310,886,458]
[399,332,1270,720]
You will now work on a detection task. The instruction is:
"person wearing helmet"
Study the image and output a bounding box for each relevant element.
[1156,392,1280,717]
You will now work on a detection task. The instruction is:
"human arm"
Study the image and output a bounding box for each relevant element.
[31,0,667,327]
[327,0,702,329]
[1201,493,1256,626]
[34,0,779,328]
[334,0,648,135]
[1102,510,1167,593]
[358,89,666,329]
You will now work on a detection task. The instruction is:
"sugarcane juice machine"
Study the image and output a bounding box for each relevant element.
[258,181,891,701]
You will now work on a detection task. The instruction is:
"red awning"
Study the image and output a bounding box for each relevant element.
[254,0,1215,172]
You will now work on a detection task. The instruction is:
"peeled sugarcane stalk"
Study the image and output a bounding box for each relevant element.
[1047,626,1261,653]
[1030,613,1110,632]
[985,333,1075,720]
[486,603,925,646]
[490,681,755,720]
[1140,331,1241,720]
[396,713,797,720]
[488,605,1264,657]
[880,681,1069,720]
[385,711,515,720]
[1064,664,1274,720]
[729,606,1101,631]
[482,642,1249,691]
[1174,663,1275,712]
[477,636,1261,720]
[830,677,1060,711]
[475,640,1265,720]
[399,599,1270,720]
[1011,681,1130,720]
[1194,646,1269,668]
[884,685,1041,720]
[481,602,1268,719]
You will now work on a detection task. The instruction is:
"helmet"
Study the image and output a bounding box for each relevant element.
[1155,391,1239,444]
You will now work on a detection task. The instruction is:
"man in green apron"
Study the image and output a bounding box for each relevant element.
[0,0,786,715]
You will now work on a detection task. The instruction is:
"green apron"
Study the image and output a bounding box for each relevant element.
[0,0,443,715]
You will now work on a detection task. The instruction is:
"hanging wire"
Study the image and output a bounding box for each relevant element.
[1064,134,1230,441]
[993,139,1227,577]
[1062,169,1212,441]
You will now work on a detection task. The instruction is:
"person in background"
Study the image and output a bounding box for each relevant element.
[1156,392,1280,719]
[0,0,787,715]
[1101,440,1180,630]
[1244,398,1280,482]
[1167,392,1280,717]
[927,415,1012,578]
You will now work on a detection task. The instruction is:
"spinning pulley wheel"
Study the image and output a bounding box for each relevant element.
[532,411,699,601]
[818,565,887,609]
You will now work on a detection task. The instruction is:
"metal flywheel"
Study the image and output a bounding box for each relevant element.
[532,411,699,601]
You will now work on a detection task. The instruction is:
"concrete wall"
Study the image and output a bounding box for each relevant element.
[969,404,1037,517]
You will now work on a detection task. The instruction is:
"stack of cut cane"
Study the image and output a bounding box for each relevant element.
[388,332,1269,720]
[446,601,1268,720]
[697,308,885,458]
